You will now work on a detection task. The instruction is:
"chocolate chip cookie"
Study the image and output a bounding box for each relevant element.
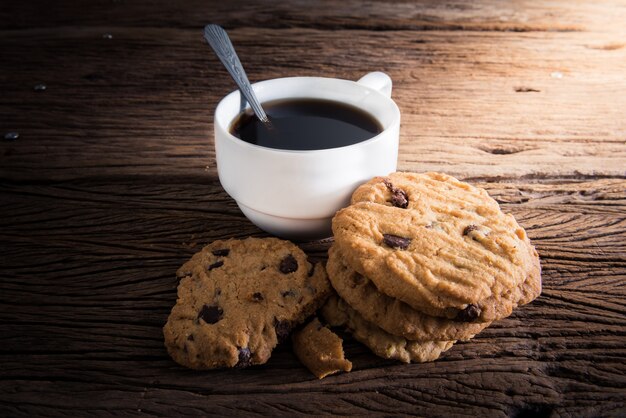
[321,295,455,363]
[327,244,491,341]
[163,237,331,369]
[333,172,541,322]
[292,317,352,379]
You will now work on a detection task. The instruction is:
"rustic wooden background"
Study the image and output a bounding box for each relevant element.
[1,0,625,416]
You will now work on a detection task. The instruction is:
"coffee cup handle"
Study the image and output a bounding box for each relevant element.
[356,71,393,98]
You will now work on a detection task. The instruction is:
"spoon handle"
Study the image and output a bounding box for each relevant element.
[203,24,269,123]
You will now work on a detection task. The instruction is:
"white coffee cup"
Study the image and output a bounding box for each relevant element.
[214,71,400,240]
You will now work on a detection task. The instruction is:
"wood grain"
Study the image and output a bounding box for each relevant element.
[1,4,625,181]
[1,179,625,416]
[3,0,626,32]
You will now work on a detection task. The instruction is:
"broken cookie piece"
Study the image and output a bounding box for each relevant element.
[292,317,352,379]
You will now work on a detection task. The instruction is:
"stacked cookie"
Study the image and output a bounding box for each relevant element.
[323,172,541,363]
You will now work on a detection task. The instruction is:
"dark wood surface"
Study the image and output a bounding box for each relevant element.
[1,1,625,416]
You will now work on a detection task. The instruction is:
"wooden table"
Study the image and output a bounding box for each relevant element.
[1,1,625,416]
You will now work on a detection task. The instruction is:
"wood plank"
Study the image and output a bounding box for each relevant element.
[3,0,626,32]
[1,179,624,415]
[1,26,624,182]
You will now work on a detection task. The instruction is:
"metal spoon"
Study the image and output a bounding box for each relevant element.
[203,24,269,123]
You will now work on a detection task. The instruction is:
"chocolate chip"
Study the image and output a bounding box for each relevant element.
[208,260,224,271]
[383,234,411,250]
[391,189,409,208]
[279,254,298,274]
[463,225,480,236]
[383,179,409,208]
[456,304,481,322]
[187,334,194,341]
[308,264,315,277]
[281,290,296,298]
[252,292,264,301]
[425,221,441,230]
[212,249,230,257]
[235,347,252,368]
[274,319,292,343]
[352,273,365,286]
[215,288,221,297]
[197,304,223,324]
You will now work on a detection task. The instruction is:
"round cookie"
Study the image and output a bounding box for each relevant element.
[163,237,331,369]
[321,295,455,363]
[333,171,541,322]
[327,244,491,341]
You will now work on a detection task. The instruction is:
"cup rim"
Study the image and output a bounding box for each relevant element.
[214,76,401,155]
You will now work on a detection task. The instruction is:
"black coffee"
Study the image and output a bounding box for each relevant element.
[230,98,382,150]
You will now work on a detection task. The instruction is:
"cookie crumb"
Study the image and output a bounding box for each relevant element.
[292,317,352,379]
